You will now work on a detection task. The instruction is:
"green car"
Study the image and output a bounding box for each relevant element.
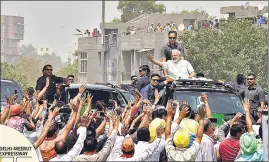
[162,79,244,126]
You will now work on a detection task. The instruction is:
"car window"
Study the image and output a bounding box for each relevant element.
[120,91,134,103]
[67,89,112,105]
[66,88,127,109]
[174,91,244,114]
[113,92,127,107]
[1,83,22,103]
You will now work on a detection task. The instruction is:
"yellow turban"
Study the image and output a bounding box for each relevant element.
[149,118,166,143]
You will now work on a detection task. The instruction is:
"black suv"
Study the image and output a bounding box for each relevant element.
[1,79,23,111]
[161,79,244,125]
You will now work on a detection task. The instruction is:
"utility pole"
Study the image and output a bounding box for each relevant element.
[101,0,105,82]
[116,34,122,85]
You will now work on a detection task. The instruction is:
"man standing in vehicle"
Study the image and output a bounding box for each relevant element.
[147,49,196,80]
[136,65,151,92]
[160,31,184,77]
[244,74,265,123]
[35,64,70,103]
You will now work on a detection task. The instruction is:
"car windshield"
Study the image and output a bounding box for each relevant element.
[66,89,127,109]
[120,91,134,103]
[174,91,244,114]
[1,83,22,103]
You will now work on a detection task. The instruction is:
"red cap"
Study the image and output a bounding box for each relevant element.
[11,104,24,116]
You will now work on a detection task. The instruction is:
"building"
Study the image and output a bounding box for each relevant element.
[36,45,53,55]
[220,5,268,19]
[77,13,207,84]
[1,15,24,63]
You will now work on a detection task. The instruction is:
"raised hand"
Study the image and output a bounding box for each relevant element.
[179,105,190,119]
[70,99,78,112]
[166,100,176,117]
[197,105,206,119]
[243,98,250,112]
[146,53,154,61]
[154,89,161,101]
[201,93,208,102]
[230,112,243,125]
[45,77,50,88]
[81,115,91,127]
[182,100,189,105]
[79,84,87,94]
[52,107,60,117]
[87,94,93,104]
[23,91,30,101]
[5,94,11,106]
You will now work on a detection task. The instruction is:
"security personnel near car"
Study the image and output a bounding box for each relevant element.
[244,74,265,123]
[35,64,70,103]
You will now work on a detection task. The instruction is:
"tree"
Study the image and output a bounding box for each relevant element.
[111,17,122,23]
[56,59,78,82]
[56,50,78,82]
[117,0,166,22]
[1,62,29,90]
[14,56,45,88]
[180,18,268,90]
[20,44,37,55]
[180,8,209,18]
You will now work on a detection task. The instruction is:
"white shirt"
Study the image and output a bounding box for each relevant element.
[133,141,150,157]
[23,128,38,144]
[162,60,195,80]
[107,136,161,161]
[195,134,217,161]
[49,127,87,161]
[146,135,165,161]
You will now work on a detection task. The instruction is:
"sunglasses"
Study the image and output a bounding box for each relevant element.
[247,78,254,80]
[46,69,52,71]
[132,78,137,81]
[169,37,176,40]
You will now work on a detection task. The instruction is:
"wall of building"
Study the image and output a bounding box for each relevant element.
[1,15,24,64]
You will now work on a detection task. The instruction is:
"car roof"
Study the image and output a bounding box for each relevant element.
[174,78,234,93]
[66,84,116,91]
[1,79,16,84]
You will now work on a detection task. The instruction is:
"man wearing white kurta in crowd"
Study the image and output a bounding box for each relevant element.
[146,49,196,80]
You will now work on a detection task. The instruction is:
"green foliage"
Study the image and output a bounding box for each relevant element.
[180,18,268,90]
[14,56,45,88]
[111,17,122,23]
[117,0,166,22]
[1,62,29,89]
[180,8,209,18]
[20,44,37,55]
[55,59,78,82]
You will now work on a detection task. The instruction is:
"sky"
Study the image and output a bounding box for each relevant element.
[1,1,266,62]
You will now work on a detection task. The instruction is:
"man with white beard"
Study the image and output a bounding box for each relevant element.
[146,49,196,80]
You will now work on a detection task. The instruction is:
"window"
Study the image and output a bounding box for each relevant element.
[40,48,43,51]
[80,52,87,73]
[174,91,244,114]
[1,83,22,103]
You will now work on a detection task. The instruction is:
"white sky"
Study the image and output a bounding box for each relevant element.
[1,1,266,61]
